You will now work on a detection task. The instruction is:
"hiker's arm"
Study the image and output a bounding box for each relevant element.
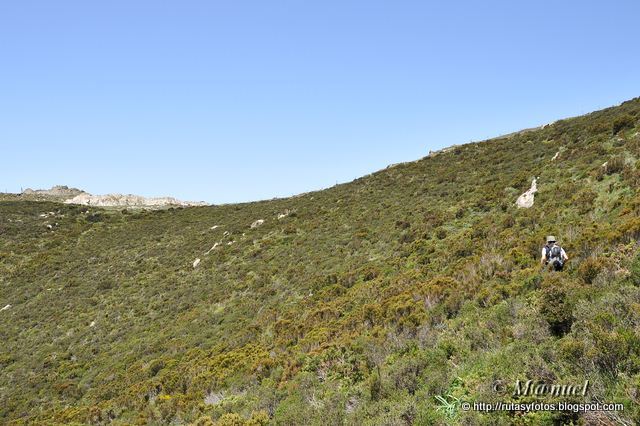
[541,248,547,264]
[561,248,569,261]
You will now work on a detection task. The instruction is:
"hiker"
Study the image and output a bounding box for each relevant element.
[541,236,569,271]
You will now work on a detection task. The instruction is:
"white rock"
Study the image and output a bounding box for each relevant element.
[227,241,235,245]
[89,321,96,327]
[516,178,538,208]
[210,225,220,230]
[0,304,11,312]
[551,151,560,161]
[23,185,85,198]
[428,145,459,157]
[250,219,265,228]
[277,210,291,220]
[193,258,201,268]
[205,243,220,255]
[204,391,224,406]
[65,193,207,208]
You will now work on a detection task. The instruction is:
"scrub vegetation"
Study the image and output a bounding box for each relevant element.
[1,98,640,425]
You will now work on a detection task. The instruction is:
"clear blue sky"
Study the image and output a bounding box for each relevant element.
[1,1,638,203]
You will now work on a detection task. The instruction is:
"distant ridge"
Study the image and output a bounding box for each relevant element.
[18,185,207,208]
[21,185,85,199]
[64,192,208,208]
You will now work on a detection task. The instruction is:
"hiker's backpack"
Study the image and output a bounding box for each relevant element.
[545,245,562,261]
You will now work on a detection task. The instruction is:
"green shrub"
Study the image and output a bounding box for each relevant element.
[509,247,531,268]
[558,338,585,362]
[589,327,640,377]
[362,303,382,326]
[612,114,636,134]
[386,353,427,395]
[246,412,269,426]
[539,276,574,336]
[589,120,610,134]
[193,416,215,426]
[578,257,606,284]
[605,155,626,175]
[631,253,640,286]
[149,359,165,377]
[368,368,382,401]
[215,413,245,426]
[572,189,598,214]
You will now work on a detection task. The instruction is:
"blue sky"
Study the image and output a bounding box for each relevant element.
[1,1,639,203]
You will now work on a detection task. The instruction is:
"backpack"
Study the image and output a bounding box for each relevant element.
[545,245,562,262]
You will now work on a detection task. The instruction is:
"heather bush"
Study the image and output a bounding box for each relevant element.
[630,252,640,286]
[578,257,607,284]
[539,275,574,336]
[611,113,636,134]
[604,155,626,175]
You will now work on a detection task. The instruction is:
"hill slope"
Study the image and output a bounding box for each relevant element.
[2,99,640,425]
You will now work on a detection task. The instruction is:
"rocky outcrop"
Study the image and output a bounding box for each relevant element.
[277,209,293,220]
[428,145,461,157]
[22,185,86,199]
[205,243,220,255]
[19,186,206,208]
[516,178,538,208]
[64,193,207,208]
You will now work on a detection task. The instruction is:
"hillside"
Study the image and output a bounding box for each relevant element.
[1,98,640,425]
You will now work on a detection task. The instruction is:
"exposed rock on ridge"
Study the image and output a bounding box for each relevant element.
[64,193,207,208]
[22,185,86,199]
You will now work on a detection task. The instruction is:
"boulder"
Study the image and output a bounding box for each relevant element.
[516,178,538,208]
[250,219,265,228]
